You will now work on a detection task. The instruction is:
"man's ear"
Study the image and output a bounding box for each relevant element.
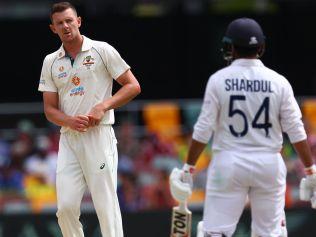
[49,24,57,34]
[231,45,237,59]
[77,16,82,28]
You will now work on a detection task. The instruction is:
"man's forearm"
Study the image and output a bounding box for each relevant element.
[102,83,140,111]
[292,139,314,168]
[44,106,71,127]
[186,139,207,166]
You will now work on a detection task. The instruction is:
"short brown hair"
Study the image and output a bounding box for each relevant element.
[50,2,77,21]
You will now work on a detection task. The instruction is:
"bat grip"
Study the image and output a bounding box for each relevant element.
[179,201,187,212]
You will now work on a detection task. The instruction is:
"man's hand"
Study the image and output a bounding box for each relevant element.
[299,164,316,208]
[67,115,90,132]
[88,103,106,127]
[169,164,195,203]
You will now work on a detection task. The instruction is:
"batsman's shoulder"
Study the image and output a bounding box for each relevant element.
[208,66,231,82]
[264,67,289,85]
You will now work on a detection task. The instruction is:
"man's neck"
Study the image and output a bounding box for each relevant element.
[63,35,84,59]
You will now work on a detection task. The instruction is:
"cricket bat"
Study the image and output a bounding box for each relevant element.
[170,201,192,237]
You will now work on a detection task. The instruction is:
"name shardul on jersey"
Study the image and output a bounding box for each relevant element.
[225,78,273,93]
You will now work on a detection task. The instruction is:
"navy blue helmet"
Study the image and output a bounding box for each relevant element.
[222,18,265,61]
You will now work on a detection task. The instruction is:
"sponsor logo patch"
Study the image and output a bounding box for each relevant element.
[58,72,67,79]
[70,86,85,96]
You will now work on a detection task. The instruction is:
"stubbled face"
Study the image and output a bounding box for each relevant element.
[50,8,81,43]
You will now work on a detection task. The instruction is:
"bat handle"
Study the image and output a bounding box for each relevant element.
[179,201,188,212]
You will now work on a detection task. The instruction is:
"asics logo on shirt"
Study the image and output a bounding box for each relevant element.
[100,163,105,169]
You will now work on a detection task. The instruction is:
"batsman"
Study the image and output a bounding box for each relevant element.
[169,18,316,237]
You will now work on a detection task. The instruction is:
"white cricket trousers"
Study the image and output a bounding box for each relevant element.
[203,150,286,237]
[56,125,123,237]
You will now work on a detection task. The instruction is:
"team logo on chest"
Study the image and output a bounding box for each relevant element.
[70,76,85,96]
[58,66,67,79]
[83,55,95,69]
[72,76,80,86]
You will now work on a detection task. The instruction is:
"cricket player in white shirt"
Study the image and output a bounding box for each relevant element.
[38,2,141,237]
[170,18,316,237]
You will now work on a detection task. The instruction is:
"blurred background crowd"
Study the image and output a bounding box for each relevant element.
[1,98,316,214]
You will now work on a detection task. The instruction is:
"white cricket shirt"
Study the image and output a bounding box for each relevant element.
[193,59,306,152]
[38,36,130,133]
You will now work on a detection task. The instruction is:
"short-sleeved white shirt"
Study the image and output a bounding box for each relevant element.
[193,59,306,152]
[38,36,130,133]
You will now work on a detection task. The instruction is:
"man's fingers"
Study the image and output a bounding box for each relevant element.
[76,115,90,126]
[73,115,90,131]
[76,123,88,129]
[80,120,90,126]
[87,115,100,126]
[77,115,90,122]
[88,117,96,126]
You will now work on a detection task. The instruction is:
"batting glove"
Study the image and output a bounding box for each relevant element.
[299,164,316,208]
[169,164,195,203]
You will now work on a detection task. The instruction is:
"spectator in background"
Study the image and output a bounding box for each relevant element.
[0,134,10,169]
[0,134,11,190]
[142,168,175,210]
[24,135,57,185]
[23,135,57,212]
[117,171,143,212]
[134,133,175,172]
[0,119,35,191]
[116,120,140,160]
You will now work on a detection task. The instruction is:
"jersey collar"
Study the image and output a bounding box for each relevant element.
[81,35,93,52]
[57,46,66,59]
[231,59,264,67]
[57,35,93,59]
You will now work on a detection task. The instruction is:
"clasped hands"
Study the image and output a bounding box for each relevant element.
[69,103,106,132]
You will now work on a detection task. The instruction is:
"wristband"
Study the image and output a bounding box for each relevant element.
[183,163,196,174]
[305,164,316,176]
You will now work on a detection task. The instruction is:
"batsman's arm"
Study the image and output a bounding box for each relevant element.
[186,139,207,166]
[292,139,314,168]
[169,138,207,203]
[186,76,218,166]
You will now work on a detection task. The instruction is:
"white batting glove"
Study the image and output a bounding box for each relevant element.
[169,164,195,203]
[299,164,316,208]
[300,178,312,201]
[196,221,204,237]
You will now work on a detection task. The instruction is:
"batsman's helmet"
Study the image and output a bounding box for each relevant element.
[222,17,265,62]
